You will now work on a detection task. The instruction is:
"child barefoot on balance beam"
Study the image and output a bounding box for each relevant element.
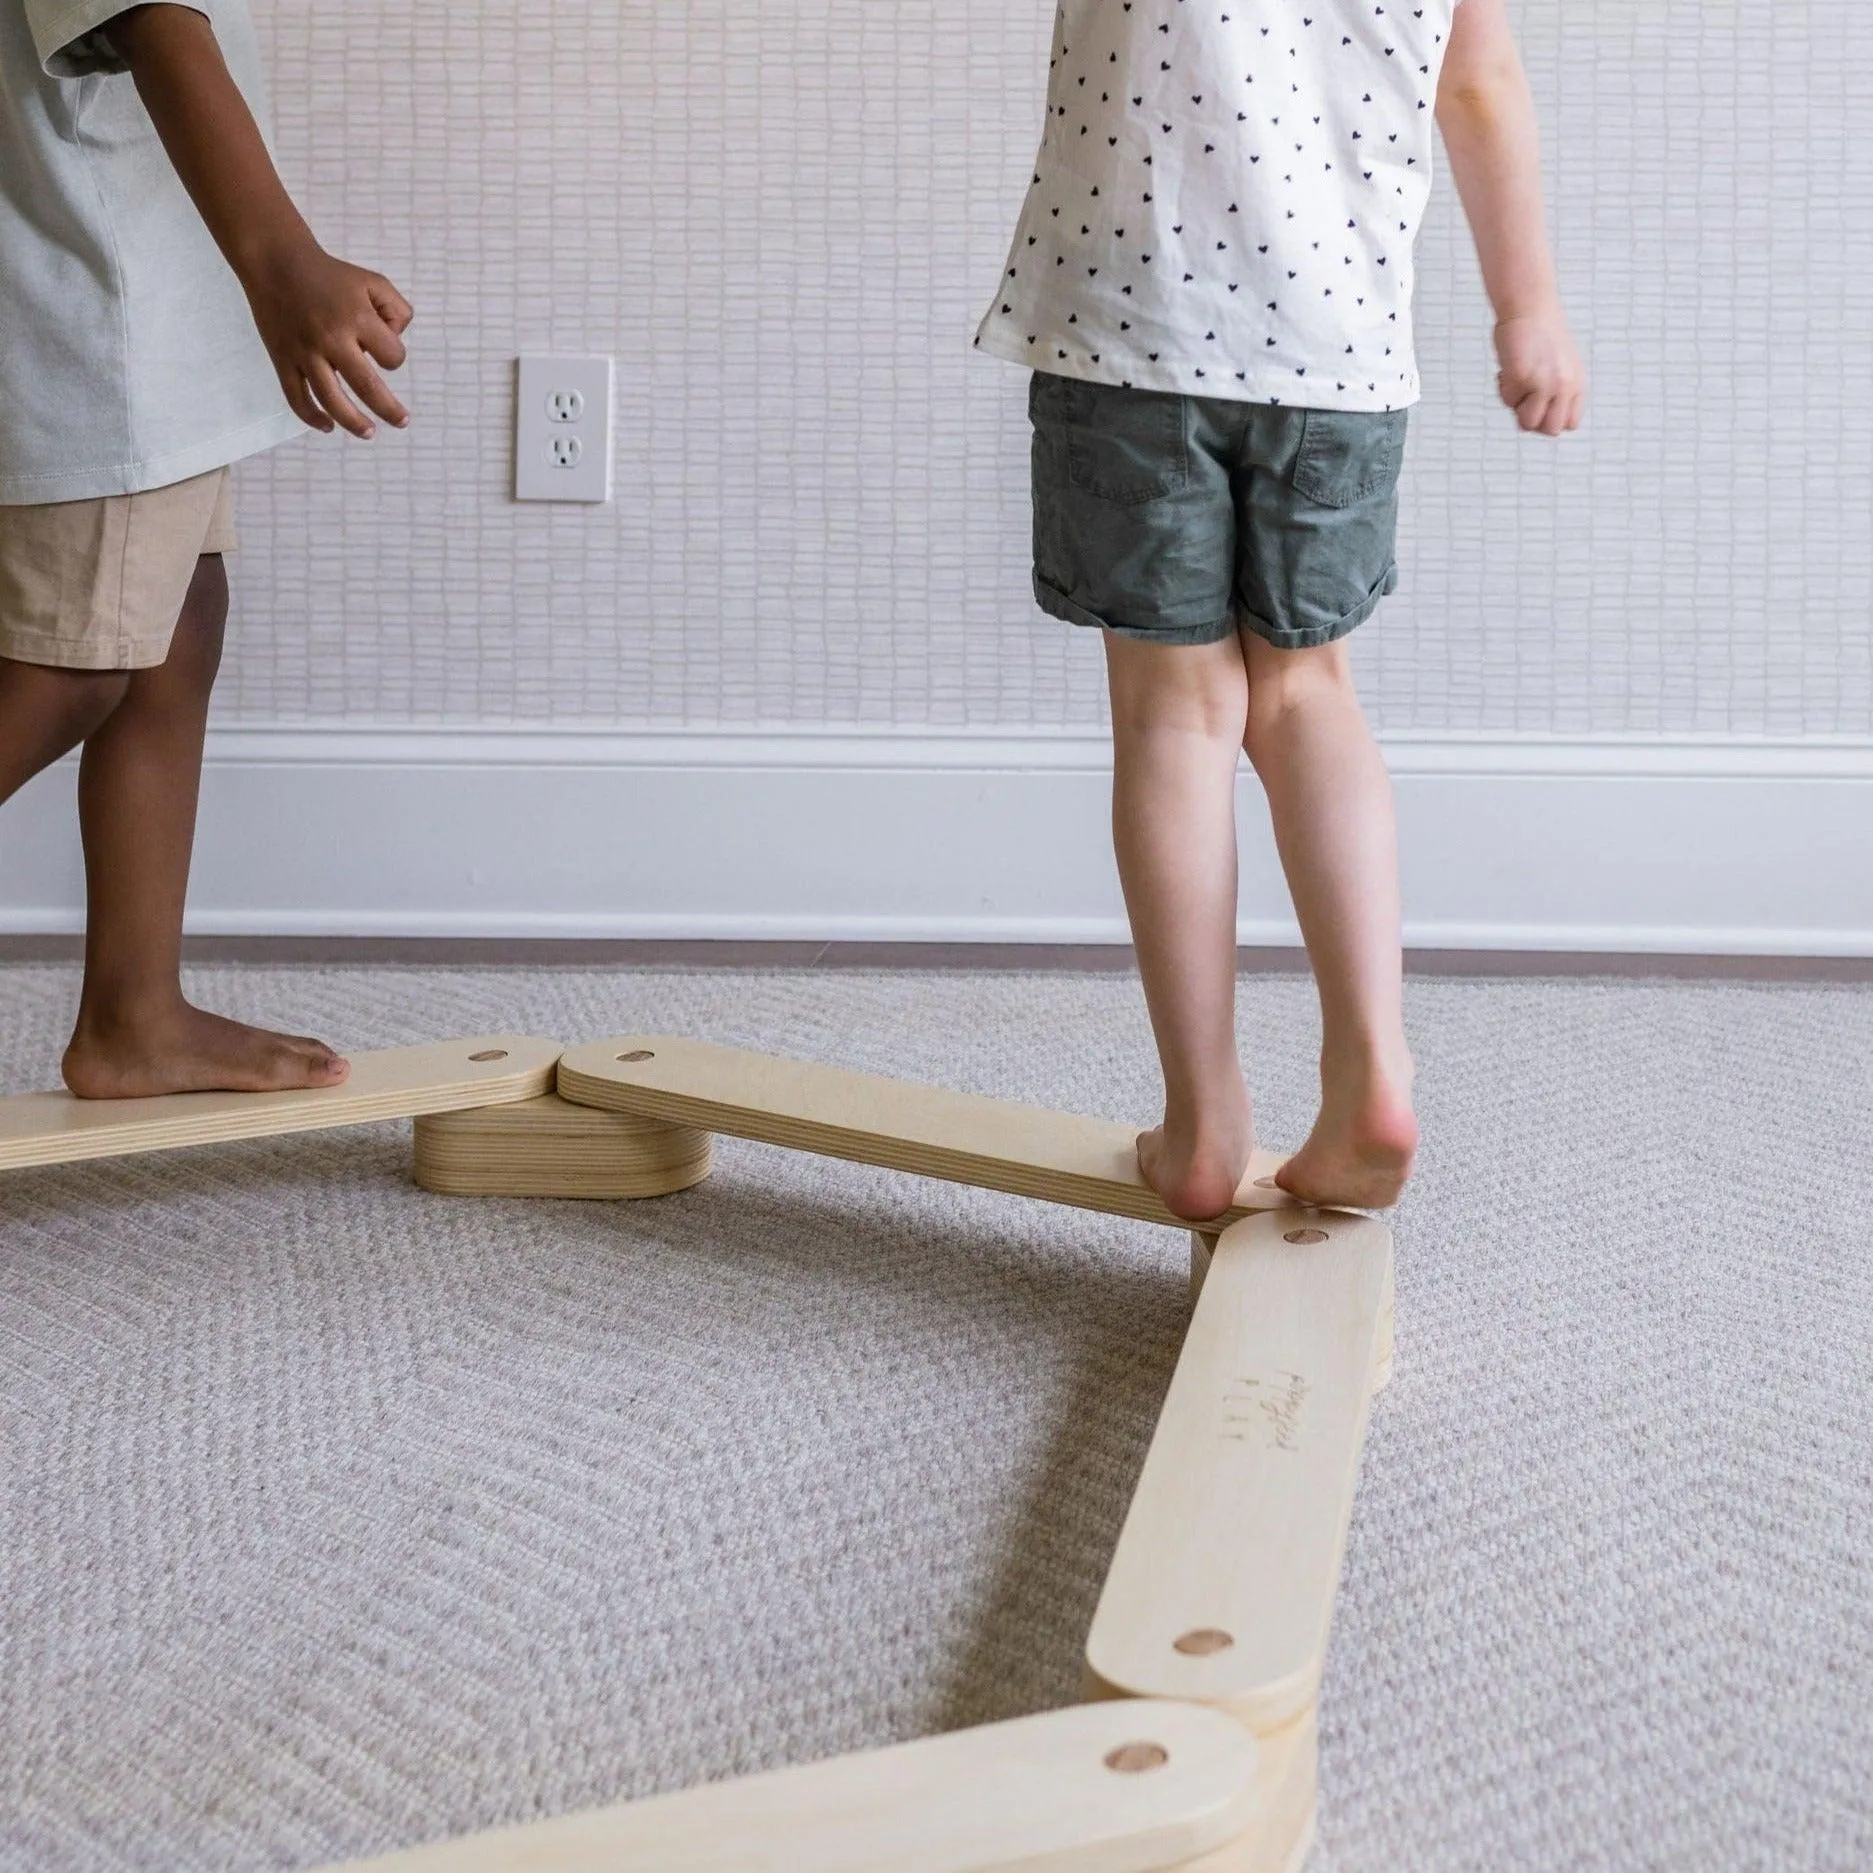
[977,0,1585,1218]
[0,1,411,1097]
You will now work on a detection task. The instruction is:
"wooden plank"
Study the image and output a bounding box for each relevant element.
[1191,1231,1395,1394]
[324,1699,1265,1873]
[1169,1707,1316,1873]
[556,1036,1294,1230]
[1087,1210,1393,1735]
[0,1036,562,1173]
[414,1094,712,1199]
[1372,1250,1396,1394]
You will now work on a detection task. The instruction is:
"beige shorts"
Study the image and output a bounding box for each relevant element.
[0,467,236,672]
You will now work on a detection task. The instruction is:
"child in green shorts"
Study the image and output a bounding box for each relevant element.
[977,0,1585,1218]
[1,1,412,1097]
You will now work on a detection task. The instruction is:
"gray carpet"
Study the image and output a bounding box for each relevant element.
[2,964,1870,1872]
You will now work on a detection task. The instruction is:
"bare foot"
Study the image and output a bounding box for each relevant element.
[1137,1086,1256,1223]
[1275,1066,1418,1211]
[62,1002,350,1100]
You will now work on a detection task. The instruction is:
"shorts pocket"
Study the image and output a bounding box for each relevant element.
[1031,372,1190,507]
[1291,408,1409,509]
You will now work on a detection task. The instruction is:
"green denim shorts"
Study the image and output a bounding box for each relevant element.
[1028,372,1409,649]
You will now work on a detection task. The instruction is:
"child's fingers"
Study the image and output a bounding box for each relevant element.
[276,362,334,434]
[359,314,409,375]
[305,356,375,438]
[1549,381,1583,435]
[1515,388,1553,432]
[338,346,410,428]
[370,276,415,335]
[1502,370,1548,414]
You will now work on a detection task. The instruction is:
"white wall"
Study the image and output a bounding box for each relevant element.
[4,1,1870,948]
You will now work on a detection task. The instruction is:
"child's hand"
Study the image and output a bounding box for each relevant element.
[1495,311,1585,437]
[245,243,415,440]
[111,6,416,440]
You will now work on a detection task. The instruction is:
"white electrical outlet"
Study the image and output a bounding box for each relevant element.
[515,356,613,503]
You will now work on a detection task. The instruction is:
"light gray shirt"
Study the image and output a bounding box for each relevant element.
[1,0,300,505]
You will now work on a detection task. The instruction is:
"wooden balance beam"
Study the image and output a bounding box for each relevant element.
[548,1034,1298,1228]
[0,1036,562,1173]
[539,1029,1393,1395]
[8,1027,1390,1872]
[328,1699,1293,1873]
[525,1036,1389,1864]
[1089,1210,1394,1737]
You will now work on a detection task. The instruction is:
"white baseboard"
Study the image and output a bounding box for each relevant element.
[2,726,1870,954]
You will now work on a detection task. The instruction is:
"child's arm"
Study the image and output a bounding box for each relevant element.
[110,3,412,440]
[1435,0,1584,437]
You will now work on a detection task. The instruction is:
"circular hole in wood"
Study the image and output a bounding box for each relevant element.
[617,1050,656,1064]
[1285,1227,1329,1245]
[468,1049,509,1063]
[1173,1627,1236,1657]
[1103,1743,1170,1775]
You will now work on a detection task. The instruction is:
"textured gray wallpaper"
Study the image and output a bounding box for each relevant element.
[221,1,1872,734]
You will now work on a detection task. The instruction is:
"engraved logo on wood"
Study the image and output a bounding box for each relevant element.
[1222,1369,1310,1451]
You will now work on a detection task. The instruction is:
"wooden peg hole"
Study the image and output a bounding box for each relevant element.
[468,1049,510,1063]
[1285,1227,1328,1245]
[1173,1627,1235,1657]
[617,1050,656,1064]
[1103,1742,1170,1775]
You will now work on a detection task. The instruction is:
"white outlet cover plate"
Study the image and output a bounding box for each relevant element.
[515,355,613,503]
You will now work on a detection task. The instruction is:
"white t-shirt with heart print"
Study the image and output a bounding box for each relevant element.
[977,0,1465,411]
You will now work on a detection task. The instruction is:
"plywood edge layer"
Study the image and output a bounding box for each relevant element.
[321,1700,1265,1873]
[1370,1251,1398,1393]
[557,1035,1295,1229]
[1087,1211,1393,1733]
[0,1036,563,1172]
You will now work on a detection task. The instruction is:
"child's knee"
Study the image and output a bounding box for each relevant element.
[64,672,132,745]
[1104,631,1250,743]
[1243,638,1357,736]
[0,659,129,773]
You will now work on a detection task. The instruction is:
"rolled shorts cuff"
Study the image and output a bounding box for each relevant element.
[1033,574,1238,648]
[1237,562,1398,652]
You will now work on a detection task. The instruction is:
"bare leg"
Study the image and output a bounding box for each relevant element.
[1104,628,1257,1222]
[58,555,348,1098]
[0,660,129,802]
[1240,632,1416,1209]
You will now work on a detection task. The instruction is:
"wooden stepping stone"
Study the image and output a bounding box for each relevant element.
[1087,1209,1395,1736]
[324,1698,1269,1873]
[556,1034,1295,1230]
[414,1093,712,1200]
[0,1035,561,1173]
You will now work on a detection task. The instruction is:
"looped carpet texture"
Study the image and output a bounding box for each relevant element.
[2,963,1869,1870]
